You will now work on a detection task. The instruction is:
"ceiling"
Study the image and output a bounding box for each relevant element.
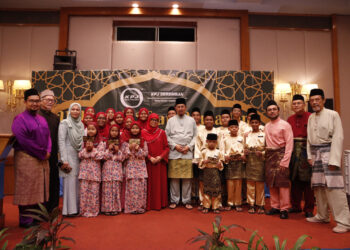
[1,0,350,15]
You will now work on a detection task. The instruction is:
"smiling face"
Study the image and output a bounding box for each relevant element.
[125,109,134,117]
[107,110,115,120]
[139,110,148,121]
[25,95,41,113]
[191,111,201,125]
[115,114,124,125]
[250,119,260,132]
[291,99,305,114]
[83,114,94,125]
[309,95,325,113]
[167,110,176,119]
[41,95,56,111]
[125,118,133,129]
[149,117,159,128]
[232,108,241,120]
[266,105,279,120]
[228,125,239,136]
[204,116,214,130]
[131,124,140,136]
[97,114,107,127]
[87,124,97,137]
[70,105,81,119]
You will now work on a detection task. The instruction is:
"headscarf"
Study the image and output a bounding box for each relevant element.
[62,103,84,151]
[85,107,95,116]
[82,112,96,128]
[115,111,125,128]
[106,108,116,125]
[123,107,135,118]
[142,113,162,144]
[120,115,134,143]
[107,124,120,149]
[129,121,144,148]
[137,107,149,129]
[96,111,109,142]
[85,122,100,147]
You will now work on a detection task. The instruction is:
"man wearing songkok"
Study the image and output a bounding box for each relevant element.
[232,103,248,136]
[244,114,266,214]
[198,133,224,214]
[38,89,60,213]
[12,88,51,228]
[166,98,197,209]
[306,88,350,233]
[287,94,314,218]
[244,108,265,134]
[217,109,231,145]
[191,107,205,131]
[194,110,218,210]
[264,100,293,219]
[167,106,176,120]
[221,119,245,211]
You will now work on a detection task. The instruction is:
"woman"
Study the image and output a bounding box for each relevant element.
[120,115,134,143]
[137,108,149,129]
[96,112,109,142]
[143,113,169,210]
[106,108,116,126]
[58,103,84,216]
[123,107,135,118]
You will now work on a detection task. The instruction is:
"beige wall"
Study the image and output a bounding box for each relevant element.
[338,16,350,151]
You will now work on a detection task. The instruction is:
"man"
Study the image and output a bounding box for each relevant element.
[166,98,197,209]
[12,88,51,228]
[38,89,60,212]
[306,88,350,233]
[231,103,248,136]
[167,106,176,120]
[264,100,293,219]
[287,94,314,218]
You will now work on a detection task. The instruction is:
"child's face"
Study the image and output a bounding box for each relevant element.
[204,116,214,129]
[107,110,115,120]
[207,140,217,150]
[110,127,119,138]
[191,111,201,124]
[139,110,148,121]
[86,140,93,151]
[228,125,239,135]
[84,115,93,125]
[250,120,260,131]
[87,125,97,137]
[97,115,107,127]
[221,114,230,127]
[131,124,140,135]
[126,109,134,116]
[116,114,124,124]
[232,108,241,119]
[125,118,133,129]
[167,110,176,119]
[86,109,95,116]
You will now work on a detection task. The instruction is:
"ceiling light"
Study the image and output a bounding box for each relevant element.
[172,4,179,9]
[132,3,139,8]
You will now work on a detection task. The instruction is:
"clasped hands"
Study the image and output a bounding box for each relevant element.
[175,144,190,154]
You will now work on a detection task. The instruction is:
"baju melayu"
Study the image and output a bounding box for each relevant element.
[38,108,60,212]
[194,126,218,206]
[198,148,224,210]
[165,114,197,205]
[287,111,314,214]
[12,110,51,226]
[245,131,266,207]
[238,120,249,137]
[265,117,293,212]
[191,124,205,202]
[221,135,245,207]
[307,108,350,227]
[244,124,265,135]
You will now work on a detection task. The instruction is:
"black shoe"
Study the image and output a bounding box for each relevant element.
[305,212,314,218]
[266,208,280,215]
[280,210,289,219]
[288,208,302,213]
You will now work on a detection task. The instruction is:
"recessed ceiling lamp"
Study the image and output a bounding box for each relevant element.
[172,4,179,9]
[170,3,181,15]
[132,3,139,8]
[130,2,141,14]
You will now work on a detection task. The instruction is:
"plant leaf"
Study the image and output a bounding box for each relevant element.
[223,237,247,244]
[212,222,219,233]
[21,214,45,223]
[273,235,281,250]
[292,235,311,250]
[1,241,8,250]
[223,224,246,231]
[197,228,210,236]
[25,208,49,221]
[214,216,222,227]
[59,236,76,244]
[188,235,210,244]
[248,230,257,249]
[281,239,287,250]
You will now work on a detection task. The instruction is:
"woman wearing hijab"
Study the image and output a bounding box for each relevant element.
[106,108,116,126]
[58,103,84,216]
[143,113,170,210]
[115,111,125,129]
[120,115,134,143]
[123,107,135,118]
[96,112,109,143]
[85,107,95,117]
[137,108,149,129]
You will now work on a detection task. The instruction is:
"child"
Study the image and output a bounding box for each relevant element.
[115,112,124,128]
[221,119,245,211]
[137,108,149,129]
[123,121,148,214]
[101,124,125,215]
[167,106,176,120]
[106,108,116,126]
[85,107,95,117]
[83,113,95,136]
[198,133,224,214]
[123,107,135,118]
[78,122,104,217]
[244,114,266,214]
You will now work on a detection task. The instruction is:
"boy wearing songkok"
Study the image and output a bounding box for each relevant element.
[244,114,266,214]
[221,119,245,211]
[232,103,248,136]
[244,108,265,134]
[198,133,224,214]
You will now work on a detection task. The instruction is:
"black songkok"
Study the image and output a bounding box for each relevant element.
[167,106,175,112]
[250,114,261,122]
[309,88,324,98]
[233,103,242,110]
[24,88,39,100]
[175,98,186,106]
[266,100,278,109]
[292,94,305,102]
[204,110,214,118]
[191,107,201,114]
[228,119,239,126]
[206,133,218,141]
[221,109,230,116]
[247,108,257,115]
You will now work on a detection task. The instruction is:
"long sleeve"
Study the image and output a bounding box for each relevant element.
[47,134,52,154]
[95,142,106,160]
[307,117,312,160]
[160,132,170,163]
[165,121,176,150]
[280,124,294,168]
[329,112,344,167]
[134,142,148,159]
[58,121,69,163]
[188,121,197,151]
[194,133,203,161]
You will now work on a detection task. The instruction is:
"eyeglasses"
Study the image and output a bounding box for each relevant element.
[42,98,56,103]
[27,99,40,104]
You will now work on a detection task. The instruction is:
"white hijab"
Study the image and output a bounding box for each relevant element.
[63,103,84,151]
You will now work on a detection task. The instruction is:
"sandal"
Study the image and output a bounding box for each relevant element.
[224,206,232,211]
[248,206,255,214]
[197,205,204,211]
[202,208,209,214]
[185,204,193,210]
[169,203,177,209]
[213,209,220,214]
[257,206,265,214]
[110,212,119,216]
[235,206,243,212]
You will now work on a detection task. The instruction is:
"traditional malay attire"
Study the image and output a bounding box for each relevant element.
[221,120,245,210]
[115,111,125,129]
[137,107,149,129]
[106,108,116,126]
[58,103,84,216]
[244,114,266,213]
[12,88,51,227]
[198,133,224,212]
[38,89,60,212]
[96,112,109,142]
[287,94,314,217]
[244,108,264,134]
[264,100,293,219]
[232,104,249,136]
[306,89,350,233]
[143,113,170,210]
[123,107,135,118]
[165,98,197,208]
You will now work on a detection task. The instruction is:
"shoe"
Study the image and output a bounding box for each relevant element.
[266,208,280,215]
[305,212,314,218]
[280,210,288,219]
[288,208,302,213]
[306,216,330,223]
[333,225,350,233]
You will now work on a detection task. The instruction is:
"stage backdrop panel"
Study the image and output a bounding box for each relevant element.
[32,70,273,126]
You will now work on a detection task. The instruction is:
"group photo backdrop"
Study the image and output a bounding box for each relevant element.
[32,70,274,126]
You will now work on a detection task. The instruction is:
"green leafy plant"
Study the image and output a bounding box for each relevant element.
[273,235,320,250]
[0,228,9,250]
[15,203,75,250]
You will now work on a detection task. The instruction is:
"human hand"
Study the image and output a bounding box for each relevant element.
[308,159,314,166]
